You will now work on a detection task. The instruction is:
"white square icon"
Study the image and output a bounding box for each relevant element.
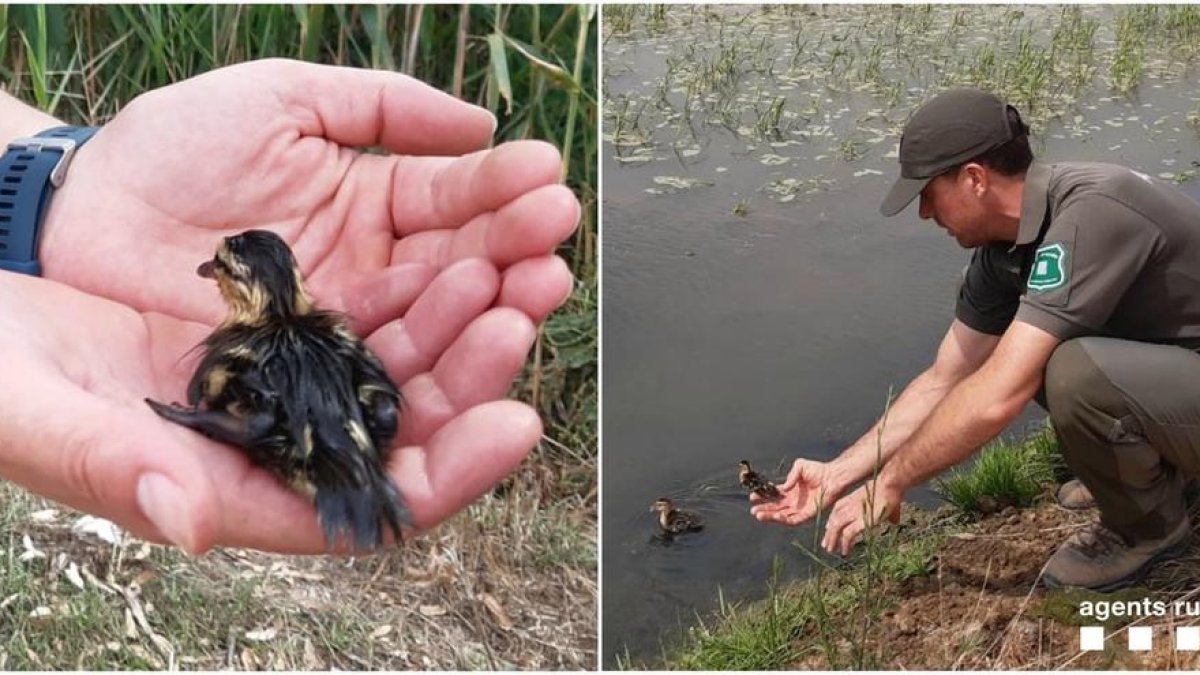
[1177,626,1200,651]
[1128,626,1153,651]
[1080,626,1105,651]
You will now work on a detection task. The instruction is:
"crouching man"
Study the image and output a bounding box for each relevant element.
[753,88,1200,591]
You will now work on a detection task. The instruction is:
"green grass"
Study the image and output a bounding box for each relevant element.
[936,426,1061,515]
[664,526,941,671]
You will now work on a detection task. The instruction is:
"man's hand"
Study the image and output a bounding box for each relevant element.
[38,58,578,328]
[820,480,904,556]
[0,58,582,554]
[750,458,847,526]
[0,261,544,555]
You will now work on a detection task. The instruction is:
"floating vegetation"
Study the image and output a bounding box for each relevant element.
[646,175,715,194]
[605,5,1200,204]
[763,176,835,203]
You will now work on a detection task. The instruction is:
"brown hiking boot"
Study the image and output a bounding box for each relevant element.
[1043,517,1192,592]
[1056,479,1096,510]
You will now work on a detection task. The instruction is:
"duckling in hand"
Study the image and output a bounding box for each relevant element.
[738,460,782,501]
[650,498,703,534]
[145,230,409,551]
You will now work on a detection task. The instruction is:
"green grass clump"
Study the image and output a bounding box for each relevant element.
[672,585,808,671]
[936,427,1061,515]
[666,524,941,671]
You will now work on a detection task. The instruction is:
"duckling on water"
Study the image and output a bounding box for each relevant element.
[145,229,409,550]
[650,498,703,534]
[738,460,782,501]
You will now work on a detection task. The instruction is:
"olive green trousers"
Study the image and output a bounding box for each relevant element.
[1043,337,1200,543]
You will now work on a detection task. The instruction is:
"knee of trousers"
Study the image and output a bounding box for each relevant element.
[1043,339,1128,457]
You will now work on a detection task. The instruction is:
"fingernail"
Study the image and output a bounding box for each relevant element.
[136,473,197,554]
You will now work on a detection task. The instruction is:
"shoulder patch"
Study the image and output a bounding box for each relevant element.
[1028,242,1068,292]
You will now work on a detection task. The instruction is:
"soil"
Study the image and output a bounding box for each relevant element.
[791,498,1200,670]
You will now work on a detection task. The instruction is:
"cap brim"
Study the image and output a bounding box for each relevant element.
[880,175,931,217]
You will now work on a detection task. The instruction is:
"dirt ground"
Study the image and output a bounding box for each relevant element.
[792,500,1200,670]
[1,477,596,671]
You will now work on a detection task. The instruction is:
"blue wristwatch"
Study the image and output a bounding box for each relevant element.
[0,125,99,276]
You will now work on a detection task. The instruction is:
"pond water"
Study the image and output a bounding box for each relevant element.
[601,4,1200,666]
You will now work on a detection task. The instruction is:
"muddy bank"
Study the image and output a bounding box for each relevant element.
[666,490,1200,670]
[803,498,1200,670]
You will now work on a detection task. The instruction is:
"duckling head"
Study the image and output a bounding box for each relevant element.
[198,229,314,324]
[651,497,674,513]
[738,460,752,470]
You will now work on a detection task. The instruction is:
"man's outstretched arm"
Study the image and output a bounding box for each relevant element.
[822,320,1061,554]
[753,319,1001,525]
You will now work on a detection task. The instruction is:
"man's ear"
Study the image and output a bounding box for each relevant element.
[962,162,989,198]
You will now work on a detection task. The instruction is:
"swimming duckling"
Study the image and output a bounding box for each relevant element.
[650,498,703,534]
[738,460,782,501]
[145,229,409,550]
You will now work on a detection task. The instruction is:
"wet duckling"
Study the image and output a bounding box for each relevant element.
[650,498,703,534]
[145,230,409,550]
[738,460,782,501]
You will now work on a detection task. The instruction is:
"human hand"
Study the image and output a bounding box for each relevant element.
[820,480,903,556]
[750,458,845,526]
[0,257,549,555]
[37,58,578,328]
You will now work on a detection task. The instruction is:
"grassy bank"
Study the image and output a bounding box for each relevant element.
[1,4,596,670]
[659,426,1200,670]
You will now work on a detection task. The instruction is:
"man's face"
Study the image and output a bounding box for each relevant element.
[917,167,991,248]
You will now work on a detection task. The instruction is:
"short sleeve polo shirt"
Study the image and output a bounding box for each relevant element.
[955,161,1200,350]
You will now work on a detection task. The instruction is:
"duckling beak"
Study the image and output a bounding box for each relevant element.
[197,260,216,278]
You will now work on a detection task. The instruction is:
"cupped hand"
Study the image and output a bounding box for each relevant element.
[750,458,845,526]
[0,257,548,555]
[820,480,903,557]
[37,58,578,329]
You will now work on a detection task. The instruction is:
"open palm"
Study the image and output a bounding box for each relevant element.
[40,59,577,327]
[5,59,578,554]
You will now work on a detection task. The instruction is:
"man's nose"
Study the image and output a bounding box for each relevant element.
[917,192,933,220]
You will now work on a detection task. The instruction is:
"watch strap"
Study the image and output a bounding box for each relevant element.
[0,125,99,275]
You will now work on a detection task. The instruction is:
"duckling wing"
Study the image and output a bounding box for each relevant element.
[670,510,704,532]
[258,320,411,548]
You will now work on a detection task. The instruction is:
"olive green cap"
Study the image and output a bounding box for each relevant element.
[880,89,1017,217]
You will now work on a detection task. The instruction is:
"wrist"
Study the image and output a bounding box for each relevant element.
[0,126,99,276]
[876,465,909,495]
[826,457,859,495]
[0,91,65,147]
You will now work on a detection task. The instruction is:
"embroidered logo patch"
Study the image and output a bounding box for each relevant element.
[1028,242,1068,291]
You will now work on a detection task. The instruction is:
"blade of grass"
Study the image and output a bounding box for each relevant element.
[486,31,513,114]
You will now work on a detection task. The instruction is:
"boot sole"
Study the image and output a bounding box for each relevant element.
[1042,532,1192,593]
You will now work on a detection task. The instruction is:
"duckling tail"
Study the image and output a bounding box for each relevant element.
[307,418,411,551]
[314,466,411,551]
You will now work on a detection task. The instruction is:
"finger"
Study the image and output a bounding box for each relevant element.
[392,184,580,268]
[499,255,575,324]
[399,308,537,445]
[844,519,867,557]
[365,258,500,385]
[320,262,439,336]
[268,59,497,156]
[781,461,806,492]
[390,400,542,529]
[390,141,564,235]
[0,362,220,555]
[822,509,848,553]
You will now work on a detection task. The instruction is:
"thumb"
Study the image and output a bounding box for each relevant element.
[0,366,220,554]
[781,459,809,492]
